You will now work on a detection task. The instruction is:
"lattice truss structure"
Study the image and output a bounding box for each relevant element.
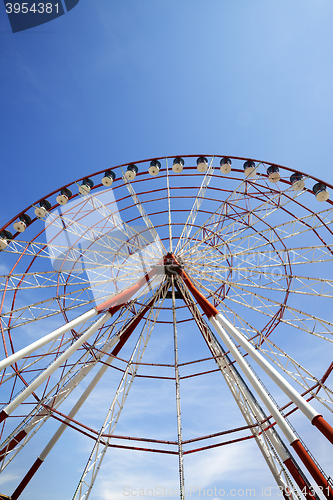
[0,155,332,500]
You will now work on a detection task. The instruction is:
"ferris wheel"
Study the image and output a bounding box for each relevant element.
[0,154,332,500]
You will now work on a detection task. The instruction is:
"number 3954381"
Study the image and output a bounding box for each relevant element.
[5,3,59,14]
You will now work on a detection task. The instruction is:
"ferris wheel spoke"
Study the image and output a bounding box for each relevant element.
[0,312,112,424]
[0,308,98,373]
[216,244,333,270]
[1,288,98,333]
[225,282,333,339]
[0,271,161,382]
[119,164,166,255]
[186,265,326,312]
[0,291,162,492]
[64,187,161,256]
[174,157,214,254]
[215,181,311,246]
[222,285,333,341]
[3,235,157,267]
[72,283,169,500]
[182,206,333,266]
[178,172,301,257]
[176,161,267,255]
[219,230,333,269]
[166,158,173,252]
[187,271,333,344]
[179,186,333,266]
[0,287,157,470]
[255,337,333,412]
[0,266,162,335]
[207,290,333,413]
[0,263,150,295]
[204,289,333,414]
[0,267,129,294]
[227,273,333,299]
[233,246,333,271]
[226,294,333,341]
[183,260,333,299]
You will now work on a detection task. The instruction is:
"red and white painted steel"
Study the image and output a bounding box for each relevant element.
[0,155,333,500]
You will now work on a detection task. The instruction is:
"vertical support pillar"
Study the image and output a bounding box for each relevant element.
[8,299,154,499]
[173,262,333,500]
[172,278,185,499]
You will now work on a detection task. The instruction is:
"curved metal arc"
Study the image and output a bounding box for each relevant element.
[177,165,285,257]
[2,153,333,236]
[178,180,308,260]
[0,293,154,471]
[192,274,333,340]
[180,203,333,268]
[196,287,333,413]
[7,286,169,500]
[0,265,163,335]
[0,272,161,419]
[0,313,111,423]
[174,265,333,446]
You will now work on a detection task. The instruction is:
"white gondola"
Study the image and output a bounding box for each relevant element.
[56,188,72,206]
[13,221,26,233]
[196,156,208,173]
[0,238,7,251]
[0,230,12,251]
[13,214,31,233]
[244,160,256,178]
[79,178,94,195]
[290,173,304,191]
[125,164,138,180]
[313,182,329,202]
[101,170,116,187]
[220,157,232,174]
[172,157,184,173]
[148,160,161,176]
[35,200,52,219]
[267,165,280,183]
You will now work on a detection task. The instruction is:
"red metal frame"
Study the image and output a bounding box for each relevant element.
[1,156,333,499]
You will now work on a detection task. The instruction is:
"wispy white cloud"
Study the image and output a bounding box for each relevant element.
[0,471,20,486]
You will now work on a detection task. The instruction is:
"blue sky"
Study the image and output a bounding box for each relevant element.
[1,1,333,499]
[1,0,333,222]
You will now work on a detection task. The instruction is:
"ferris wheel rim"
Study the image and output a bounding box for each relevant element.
[1,153,333,236]
[0,154,333,500]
